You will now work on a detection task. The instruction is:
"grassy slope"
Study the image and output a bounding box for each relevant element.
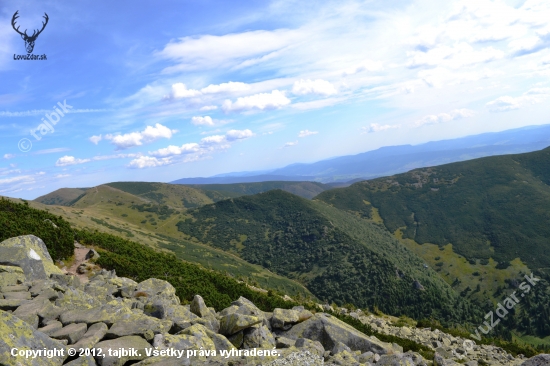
[176,189,481,325]
[25,188,313,299]
[315,147,550,271]
[315,147,550,339]
[34,188,88,206]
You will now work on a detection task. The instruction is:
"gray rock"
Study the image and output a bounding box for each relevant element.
[295,338,325,357]
[219,313,261,336]
[50,322,88,344]
[276,313,394,355]
[0,298,26,311]
[106,313,172,340]
[37,320,63,336]
[0,235,65,281]
[276,336,296,348]
[94,336,152,366]
[60,300,133,326]
[0,265,26,286]
[0,284,29,292]
[331,341,352,355]
[85,249,100,260]
[263,350,323,366]
[72,322,109,350]
[520,354,550,366]
[136,278,179,305]
[64,355,97,366]
[190,294,211,318]
[13,297,62,326]
[243,324,276,349]
[272,308,300,330]
[2,291,31,300]
[377,353,417,365]
[0,310,67,365]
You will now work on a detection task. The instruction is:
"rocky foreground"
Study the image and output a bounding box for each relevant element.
[1,235,549,366]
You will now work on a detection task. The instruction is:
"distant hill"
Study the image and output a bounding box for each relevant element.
[183,181,329,200]
[176,189,481,324]
[171,174,317,185]
[171,124,550,184]
[35,188,88,206]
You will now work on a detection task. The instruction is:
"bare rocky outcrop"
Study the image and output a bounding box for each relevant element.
[0,235,548,366]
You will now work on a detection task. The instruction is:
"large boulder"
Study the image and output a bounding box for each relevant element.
[0,265,26,286]
[275,313,397,355]
[0,310,67,366]
[520,354,550,366]
[0,235,64,281]
[135,278,179,305]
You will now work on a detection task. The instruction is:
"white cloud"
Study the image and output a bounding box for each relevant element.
[55,156,91,167]
[89,135,102,145]
[414,109,475,127]
[55,174,71,178]
[169,83,202,99]
[342,60,383,76]
[361,124,401,134]
[201,135,227,145]
[226,129,254,141]
[34,148,71,155]
[298,130,318,138]
[191,116,215,126]
[3,154,15,159]
[201,82,250,94]
[292,79,337,96]
[131,129,255,168]
[486,88,550,112]
[282,141,298,148]
[150,143,200,157]
[222,90,290,112]
[158,29,300,72]
[200,105,218,111]
[105,123,176,150]
[128,156,173,169]
[407,43,504,69]
[0,175,36,185]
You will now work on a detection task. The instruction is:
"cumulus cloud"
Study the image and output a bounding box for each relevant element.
[169,83,202,99]
[136,129,255,168]
[191,116,215,126]
[414,109,475,127]
[222,90,290,112]
[292,79,337,96]
[3,154,15,159]
[128,156,174,169]
[200,105,218,111]
[149,143,200,157]
[298,130,318,137]
[105,123,176,150]
[55,156,91,167]
[226,129,254,141]
[361,124,401,133]
[201,82,250,94]
[89,135,102,145]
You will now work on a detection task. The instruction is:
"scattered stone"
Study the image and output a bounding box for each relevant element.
[94,335,152,366]
[50,322,87,344]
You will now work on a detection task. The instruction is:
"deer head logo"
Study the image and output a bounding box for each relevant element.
[11,11,49,54]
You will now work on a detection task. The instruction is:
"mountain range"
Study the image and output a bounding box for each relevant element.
[172,124,550,184]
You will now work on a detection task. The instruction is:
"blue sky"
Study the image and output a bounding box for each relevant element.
[1,0,550,199]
